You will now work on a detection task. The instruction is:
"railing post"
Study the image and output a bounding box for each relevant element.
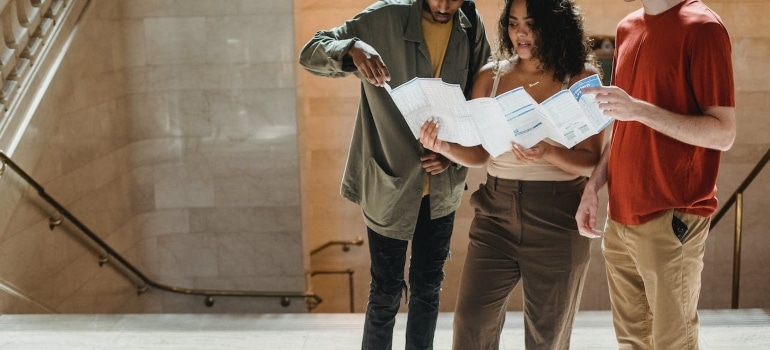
[731,193,743,309]
[347,269,355,313]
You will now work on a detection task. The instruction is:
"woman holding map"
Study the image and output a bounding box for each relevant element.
[420,0,604,348]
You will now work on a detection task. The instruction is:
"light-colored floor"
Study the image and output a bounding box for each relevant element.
[0,309,768,349]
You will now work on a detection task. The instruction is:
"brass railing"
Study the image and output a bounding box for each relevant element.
[310,237,364,255]
[309,237,364,312]
[310,269,355,313]
[710,147,770,309]
[0,150,322,310]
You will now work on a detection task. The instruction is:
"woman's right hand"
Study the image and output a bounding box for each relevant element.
[420,119,450,154]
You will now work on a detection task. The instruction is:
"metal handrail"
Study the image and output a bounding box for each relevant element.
[309,238,363,312]
[0,150,322,309]
[710,147,770,309]
[310,269,355,313]
[310,237,364,255]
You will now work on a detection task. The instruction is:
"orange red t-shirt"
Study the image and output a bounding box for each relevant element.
[608,0,735,225]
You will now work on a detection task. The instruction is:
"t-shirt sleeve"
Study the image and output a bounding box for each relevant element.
[688,21,735,109]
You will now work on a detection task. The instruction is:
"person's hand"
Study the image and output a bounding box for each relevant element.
[510,142,550,163]
[346,40,390,87]
[575,185,603,238]
[421,151,451,175]
[583,86,644,122]
[420,119,450,154]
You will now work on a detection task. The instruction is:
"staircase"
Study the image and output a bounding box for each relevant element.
[0,309,768,349]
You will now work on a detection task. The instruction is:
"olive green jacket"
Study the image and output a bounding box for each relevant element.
[299,0,491,240]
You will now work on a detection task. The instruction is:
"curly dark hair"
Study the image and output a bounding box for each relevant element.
[497,0,597,83]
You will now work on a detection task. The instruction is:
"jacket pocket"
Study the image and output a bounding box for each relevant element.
[448,165,469,204]
[361,158,402,227]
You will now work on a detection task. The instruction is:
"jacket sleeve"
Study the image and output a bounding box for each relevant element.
[298,16,366,78]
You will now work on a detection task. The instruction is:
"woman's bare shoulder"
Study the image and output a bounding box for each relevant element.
[471,60,508,98]
[569,63,602,86]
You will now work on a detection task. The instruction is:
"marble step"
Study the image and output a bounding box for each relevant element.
[0,309,768,349]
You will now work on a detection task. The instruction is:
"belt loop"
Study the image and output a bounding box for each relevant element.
[552,181,556,196]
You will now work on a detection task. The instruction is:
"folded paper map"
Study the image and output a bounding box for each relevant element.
[385,74,612,157]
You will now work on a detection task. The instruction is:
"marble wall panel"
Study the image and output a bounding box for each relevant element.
[0,0,304,313]
[206,14,295,64]
[143,17,208,65]
[118,0,292,19]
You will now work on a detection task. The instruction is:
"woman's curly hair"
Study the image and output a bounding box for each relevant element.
[497,0,597,83]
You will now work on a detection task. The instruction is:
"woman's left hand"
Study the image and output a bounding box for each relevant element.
[511,142,550,163]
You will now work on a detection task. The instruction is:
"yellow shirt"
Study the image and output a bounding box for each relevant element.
[421,10,453,196]
[422,10,453,78]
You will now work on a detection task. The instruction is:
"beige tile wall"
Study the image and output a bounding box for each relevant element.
[296,0,770,313]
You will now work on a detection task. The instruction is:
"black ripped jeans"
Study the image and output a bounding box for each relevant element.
[361,196,455,350]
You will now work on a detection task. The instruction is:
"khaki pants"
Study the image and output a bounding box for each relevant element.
[602,210,710,350]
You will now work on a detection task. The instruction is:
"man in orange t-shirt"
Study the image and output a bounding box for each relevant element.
[575,0,735,349]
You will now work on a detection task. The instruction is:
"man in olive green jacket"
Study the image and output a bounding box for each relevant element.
[299,0,490,349]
